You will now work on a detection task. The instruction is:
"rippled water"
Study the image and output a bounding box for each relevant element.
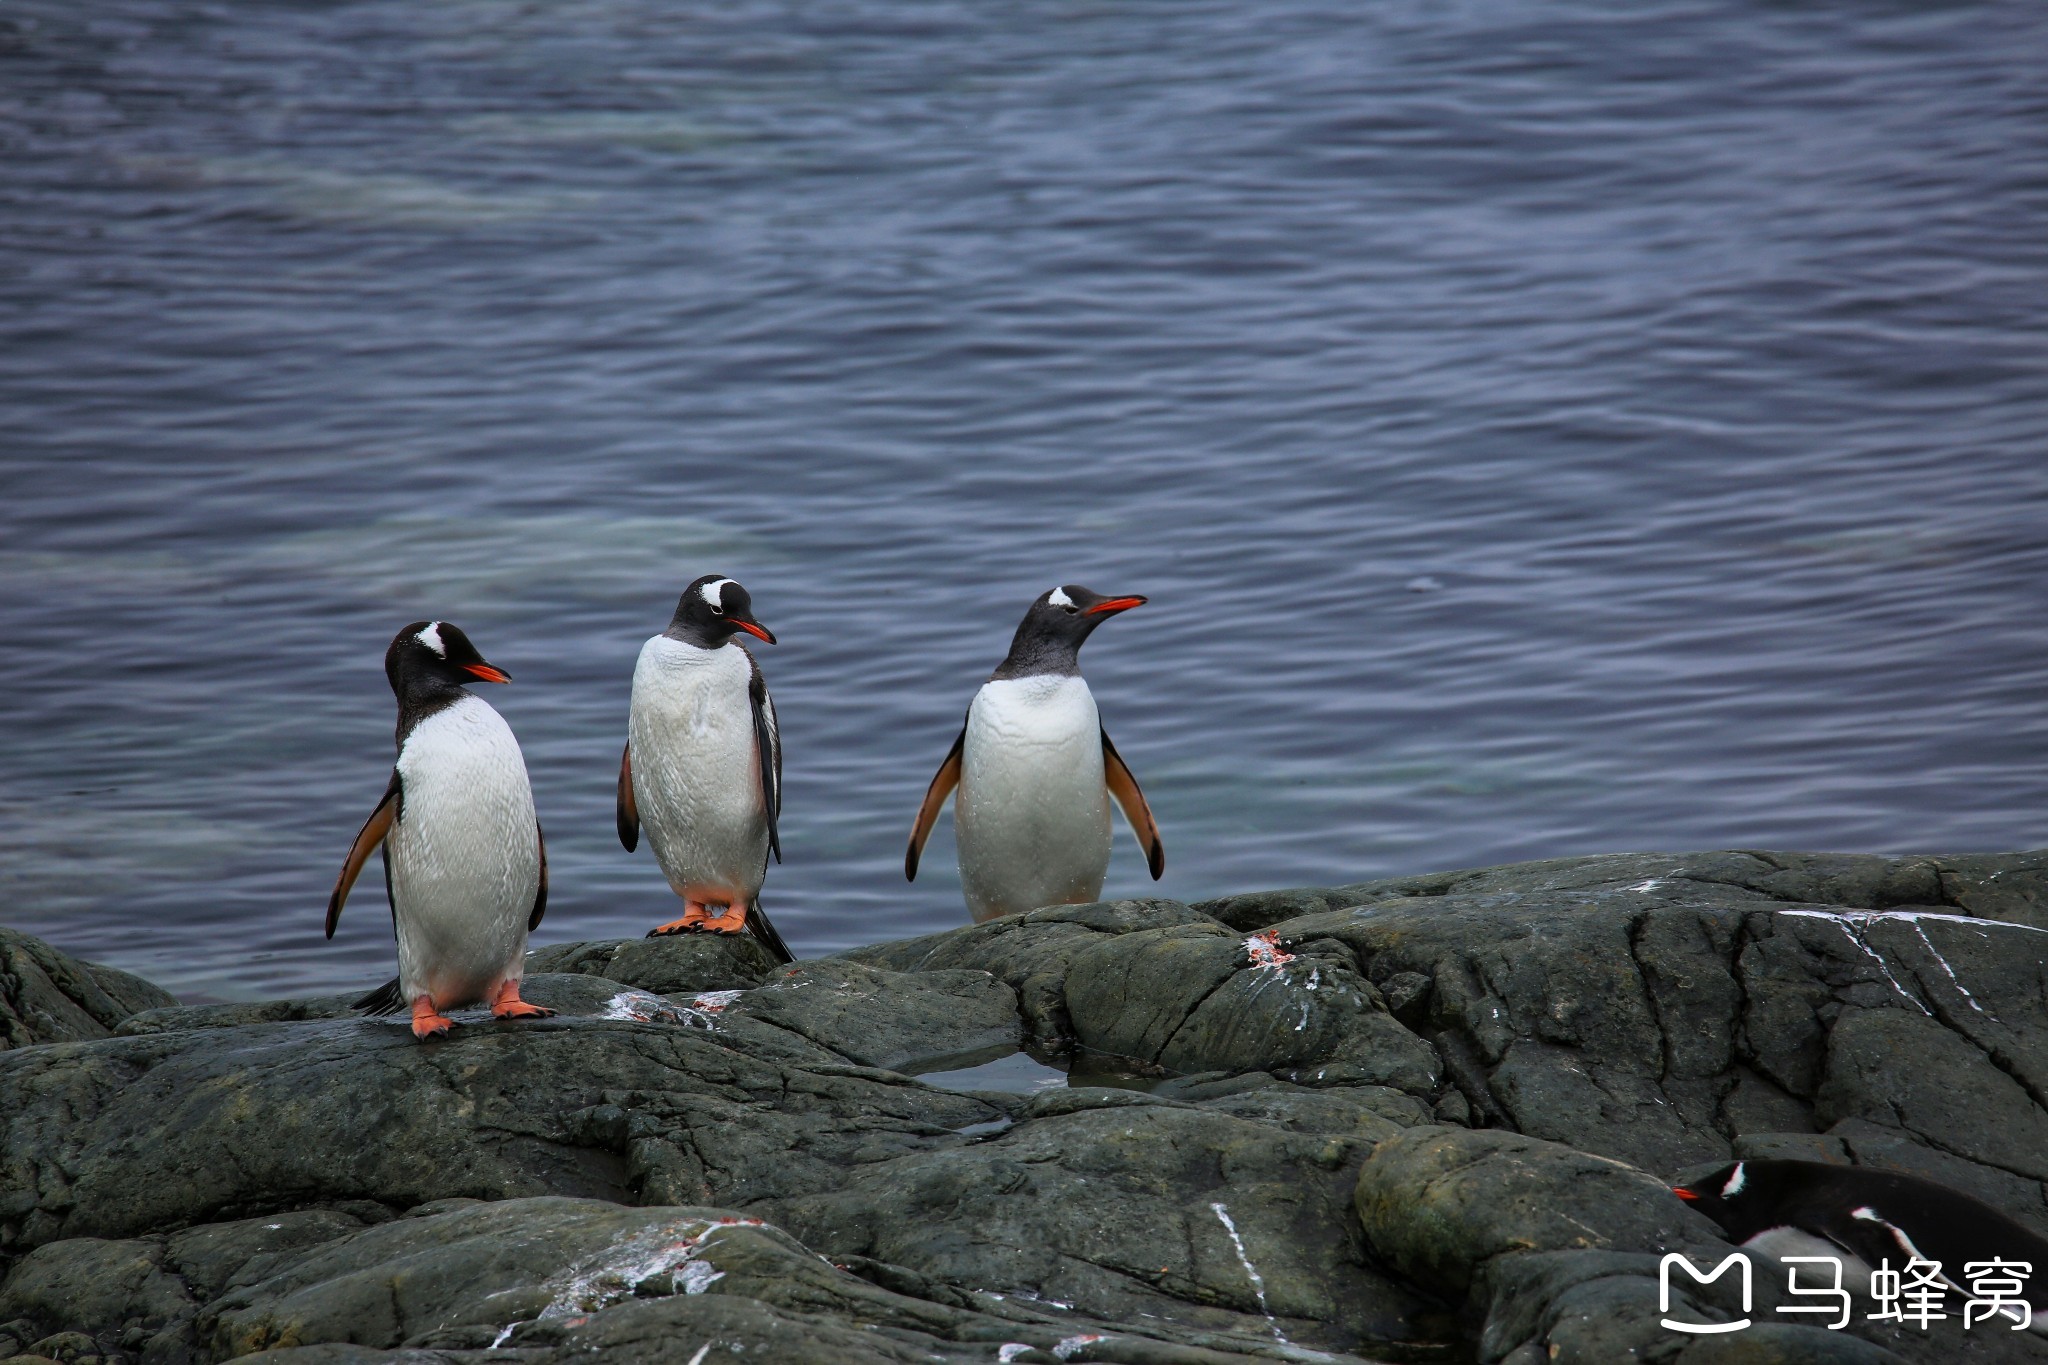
[3,0,2045,1002]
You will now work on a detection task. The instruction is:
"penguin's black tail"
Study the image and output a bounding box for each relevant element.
[353,977,405,1016]
[748,897,795,965]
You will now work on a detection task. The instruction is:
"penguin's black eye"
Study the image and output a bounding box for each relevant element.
[1061,604,1078,615]
[710,604,724,615]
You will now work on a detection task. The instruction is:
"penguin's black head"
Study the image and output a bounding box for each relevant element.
[666,574,776,649]
[992,585,1146,679]
[1671,1161,1793,1241]
[384,620,509,697]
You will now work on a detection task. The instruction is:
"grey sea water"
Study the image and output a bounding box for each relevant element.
[2,0,2044,1002]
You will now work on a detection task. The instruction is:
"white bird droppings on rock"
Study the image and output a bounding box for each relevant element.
[601,990,698,1025]
[1212,1201,1289,1345]
[1243,930,1296,970]
[524,1215,764,1327]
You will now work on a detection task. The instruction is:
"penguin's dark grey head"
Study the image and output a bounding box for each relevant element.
[384,620,509,701]
[665,574,776,649]
[990,585,1146,680]
[1672,1161,1788,1241]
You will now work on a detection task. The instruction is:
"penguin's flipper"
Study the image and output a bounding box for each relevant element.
[617,742,640,852]
[749,657,782,864]
[747,895,796,965]
[530,821,549,931]
[1102,729,1164,880]
[353,977,405,1016]
[906,722,965,881]
[327,771,402,939]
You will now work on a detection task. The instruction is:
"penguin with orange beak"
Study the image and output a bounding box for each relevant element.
[908,585,1163,922]
[327,620,554,1040]
[618,574,793,962]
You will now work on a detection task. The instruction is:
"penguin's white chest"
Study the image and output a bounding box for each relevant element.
[387,695,538,1007]
[956,674,1110,921]
[628,635,768,900]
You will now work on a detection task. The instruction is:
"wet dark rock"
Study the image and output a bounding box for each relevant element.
[1189,888,1358,932]
[8,848,2048,1365]
[1355,1126,1726,1301]
[117,996,362,1035]
[0,929,175,1051]
[1243,848,2048,1233]
[723,958,1021,1075]
[0,1013,1001,1258]
[110,974,689,1036]
[842,898,1440,1092]
[524,932,777,995]
[762,1098,1447,1356]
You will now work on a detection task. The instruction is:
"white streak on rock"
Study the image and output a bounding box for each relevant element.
[1781,907,2045,935]
[1906,921,1991,1017]
[1211,1201,1289,1345]
[1053,1335,1107,1360]
[997,1346,1033,1363]
[1779,911,1931,1015]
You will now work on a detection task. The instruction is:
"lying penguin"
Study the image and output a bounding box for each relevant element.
[1675,1158,2048,1329]
[907,585,1163,922]
[326,621,554,1041]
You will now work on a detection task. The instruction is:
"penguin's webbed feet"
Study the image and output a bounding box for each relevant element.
[649,899,714,937]
[491,979,555,1021]
[696,905,749,934]
[410,996,456,1041]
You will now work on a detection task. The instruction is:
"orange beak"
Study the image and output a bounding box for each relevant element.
[1085,595,1147,616]
[729,618,776,644]
[463,662,511,684]
[1672,1188,1699,1201]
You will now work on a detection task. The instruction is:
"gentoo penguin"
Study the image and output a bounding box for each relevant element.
[907,585,1164,923]
[618,574,793,962]
[1675,1159,2048,1326]
[326,621,553,1041]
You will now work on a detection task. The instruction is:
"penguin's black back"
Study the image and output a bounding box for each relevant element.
[1693,1159,2048,1288]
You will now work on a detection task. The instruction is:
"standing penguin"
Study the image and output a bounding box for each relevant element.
[1674,1159,2048,1326]
[618,574,793,962]
[907,585,1163,923]
[326,621,553,1041]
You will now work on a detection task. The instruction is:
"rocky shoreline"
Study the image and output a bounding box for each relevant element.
[5,849,2048,1365]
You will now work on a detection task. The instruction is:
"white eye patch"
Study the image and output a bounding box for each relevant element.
[1721,1164,1747,1198]
[416,622,447,657]
[700,578,735,611]
[1047,587,1074,608]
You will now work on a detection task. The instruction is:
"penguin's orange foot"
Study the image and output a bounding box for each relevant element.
[410,996,456,1041]
[649,900,714,937]
[697,905,749,934]
[490,979,555,1020]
